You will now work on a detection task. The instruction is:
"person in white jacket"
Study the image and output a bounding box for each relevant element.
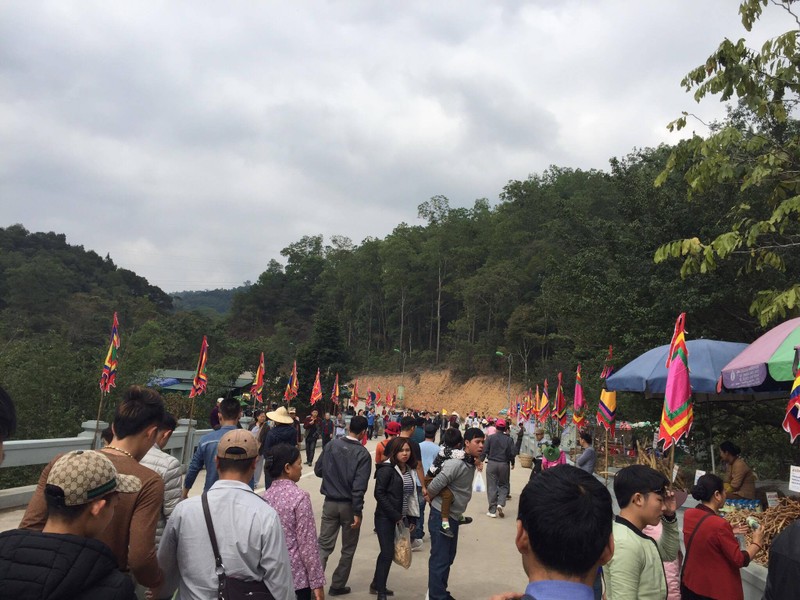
[140,412,182,547]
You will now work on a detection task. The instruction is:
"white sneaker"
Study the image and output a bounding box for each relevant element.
[411,538,423,551]
[486,511,497,518]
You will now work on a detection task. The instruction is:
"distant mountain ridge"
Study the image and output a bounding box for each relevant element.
[170,284,250,315]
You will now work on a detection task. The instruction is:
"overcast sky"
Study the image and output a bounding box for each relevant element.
[0,1,792,293]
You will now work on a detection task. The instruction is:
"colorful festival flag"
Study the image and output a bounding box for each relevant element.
[600,345,614,379]
[596,389,617,435]
[573,364,586,427]
[310,368,323,405]
[597,344,616,434]
[331,373,340,405]
[250,352,265,403]
[783,362,800,443]
[189,336,209,398]
[657,313,693,450]
[531,386,541,421]
[351,379,360,408]
[554,372,567,427]
[538,381,551,423]
[284,361,299,403]
[99,312,120,393]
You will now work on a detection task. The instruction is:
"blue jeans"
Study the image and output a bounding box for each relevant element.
[413,489,425,540]
[428,506,459,600]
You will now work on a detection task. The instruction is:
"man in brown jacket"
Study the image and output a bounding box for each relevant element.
[20,385,166,590]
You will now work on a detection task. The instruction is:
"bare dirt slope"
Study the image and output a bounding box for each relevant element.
[356,369,525,417]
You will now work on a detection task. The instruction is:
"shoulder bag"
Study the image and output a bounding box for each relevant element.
[679,511,716,600]
[201,491,276,600]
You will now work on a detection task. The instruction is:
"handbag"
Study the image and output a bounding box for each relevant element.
[201,492,276,600]
[393,522,412,569]
[679,512,715,600]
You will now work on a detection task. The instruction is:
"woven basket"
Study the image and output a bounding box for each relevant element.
[518,453,533,469]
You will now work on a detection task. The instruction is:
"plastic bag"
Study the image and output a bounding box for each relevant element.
[473,471,485,493]
[393,523,412,569]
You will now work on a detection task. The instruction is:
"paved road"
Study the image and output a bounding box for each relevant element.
[0,437,531,599]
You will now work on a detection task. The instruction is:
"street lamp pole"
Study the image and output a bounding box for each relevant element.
[496,351,513,408]
[394,348,407,386]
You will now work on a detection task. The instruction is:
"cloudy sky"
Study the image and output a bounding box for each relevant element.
[0,1,792,292]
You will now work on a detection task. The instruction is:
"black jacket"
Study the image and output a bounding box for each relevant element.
[260,423,298,457]
[374,462,407,523]
[0,529,136,600]
[314,436,372,516]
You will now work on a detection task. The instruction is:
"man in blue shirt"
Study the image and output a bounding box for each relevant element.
[490,466,613,600]
[183,397,246,496]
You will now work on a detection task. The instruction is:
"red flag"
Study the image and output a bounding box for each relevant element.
[189,336,209,398]
[600,345,614,379]
[250,352,265,403]
[331,373,340,405]
[310,368,323,405]
[99,312,120,393]
[284,361,299,403]
[351,379,360,407]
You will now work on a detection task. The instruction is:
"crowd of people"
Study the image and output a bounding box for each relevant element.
[0,385,796,599]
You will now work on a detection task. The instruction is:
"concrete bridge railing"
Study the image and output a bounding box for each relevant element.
[0,416,247,509]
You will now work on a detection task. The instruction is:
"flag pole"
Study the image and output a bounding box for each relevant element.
[91,390,106,450]
[668,442,676,476]
[604,428,609,485]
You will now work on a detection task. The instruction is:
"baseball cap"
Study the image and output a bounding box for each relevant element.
[46,450,141,507]
[496,418,507,428]
[385,421,401,435]
[217,429,258,460]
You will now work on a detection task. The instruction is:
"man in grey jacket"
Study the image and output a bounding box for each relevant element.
[315,415,372,596]
[480,419,516,518]
[575,431,597,475]
[425,427,485,600]
[140,412,182,547]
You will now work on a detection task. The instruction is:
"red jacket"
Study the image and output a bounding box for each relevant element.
[682,505,750,600]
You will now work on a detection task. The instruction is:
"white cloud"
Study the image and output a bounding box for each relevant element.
[0,0,793,291]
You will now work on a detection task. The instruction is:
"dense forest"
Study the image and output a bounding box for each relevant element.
[1,0,799,480]
[171,286,251,315]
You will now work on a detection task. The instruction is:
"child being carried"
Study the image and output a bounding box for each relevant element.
[425,429,471,538]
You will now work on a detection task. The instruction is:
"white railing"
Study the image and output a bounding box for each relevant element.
[0,417,235,509]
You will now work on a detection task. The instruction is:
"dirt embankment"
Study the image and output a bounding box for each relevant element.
[355,370,525,417]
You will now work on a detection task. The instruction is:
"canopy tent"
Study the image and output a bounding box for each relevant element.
[606,339,748,399]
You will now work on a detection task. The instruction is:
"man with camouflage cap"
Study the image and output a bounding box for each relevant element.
[21,385,166,590]
[0,450,141,598]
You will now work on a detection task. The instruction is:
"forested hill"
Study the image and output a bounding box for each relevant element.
[1,144,798,479]
[226,146,791,388]
[171,285,250,315]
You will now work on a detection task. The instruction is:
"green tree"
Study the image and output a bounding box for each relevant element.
[655,0,800,325]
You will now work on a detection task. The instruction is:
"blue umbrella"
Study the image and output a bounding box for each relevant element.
[605,339,748,395]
